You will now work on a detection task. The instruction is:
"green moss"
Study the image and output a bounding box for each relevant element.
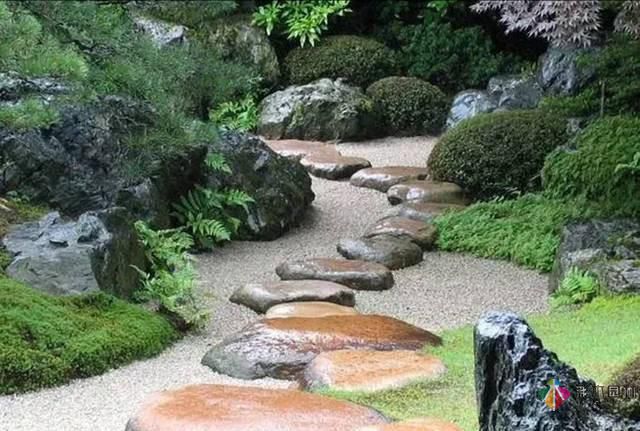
[605,354,640,420]
[428,110,569,199]
[283,35,398,88]
[325,295,640,430]
[543,116,640,216]
[366,76,448,136]
[0,197,48,238]
[0,278,178,394]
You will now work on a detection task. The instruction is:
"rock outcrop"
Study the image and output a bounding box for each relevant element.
[537,47,596,96]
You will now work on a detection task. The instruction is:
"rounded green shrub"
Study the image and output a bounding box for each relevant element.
[428,110,569,199]
[604,354,640,420]
[543,116,640,215]
[366,76,448,136]
[283,35,398,88]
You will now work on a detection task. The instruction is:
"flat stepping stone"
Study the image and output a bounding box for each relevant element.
[350,166,430,192]
[301,350,446,392]
[301,152,372,180]
[365,216,437,250]
[387,181,467,206]
[230,280,355,313]
[356,417,463,431]
[276,258,394,291]
[126,384,389,431]
[264,138,337,159]
[266,301,359,318]
[337,235,423,270]
[384,201,466,223]
[201,315,442,380]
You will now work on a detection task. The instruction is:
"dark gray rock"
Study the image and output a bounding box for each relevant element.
[207,132,314,240]
[475,311,640,431]
[537,47,596,96]
[132,15,187,47]
[550,219,640,294]
[446,90,497,129]
[0,72,69,103]
[257,78,376,141]
[487,75,543,110]
[337,235,423,270]
[3,208,145,298]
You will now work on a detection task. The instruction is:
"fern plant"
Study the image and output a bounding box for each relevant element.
[210,95,259,132]
[551,268,602,308]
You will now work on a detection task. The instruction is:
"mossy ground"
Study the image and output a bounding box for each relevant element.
[325,295,640,430]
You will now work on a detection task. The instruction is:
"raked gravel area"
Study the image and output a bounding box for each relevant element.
[0,136,549,431]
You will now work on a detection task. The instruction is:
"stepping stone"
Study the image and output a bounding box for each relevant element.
[301,350,446,392]
[356,417,463,431]
[365,216,437,250]
[230,280,355,313]
[337,235,423,270]
[264,138,337,159]
[301,152,372,180]
[276,258,394,291]
[266,301,359,319]
[126,384,389,431]
[201,315,442,380]
[384,202,466,223]
[350,166,430,192]
[387,181,467,206]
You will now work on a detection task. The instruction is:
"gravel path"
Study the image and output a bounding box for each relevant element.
[0,136,549,431]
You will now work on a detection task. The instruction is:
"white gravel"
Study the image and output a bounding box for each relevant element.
[0,136,549,431]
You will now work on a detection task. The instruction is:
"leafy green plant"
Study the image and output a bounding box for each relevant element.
[428,110,569,199]
[210,95,259,132]
[0,98,59,130]
[135,0,237,28]
[253,0,351,47]
[283,35,398,87]
[551,268,602,308]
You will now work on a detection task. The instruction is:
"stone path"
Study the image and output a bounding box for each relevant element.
[0,136,549,431]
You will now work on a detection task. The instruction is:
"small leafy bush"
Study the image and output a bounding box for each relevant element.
[543,116,640,216]
[253,0,351,47]
[136,0,237,28]
[0,98,59,130]
[428,110,569,199]
[404,20,519,93]
[283,35,398,87]
[0,277,177,394]
[210,95,259,132]
[551,268,602,308]
[434,194,595,272]
[366,76,448,136]
[605,354,640,420]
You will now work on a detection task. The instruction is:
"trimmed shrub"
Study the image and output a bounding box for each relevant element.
[543,116,640,216]
[366,76,448,136]
[283,35,398,88]
[605,354,640,420]
[404,20,520,93]
[0,278,178,394]
[428,110,569,199]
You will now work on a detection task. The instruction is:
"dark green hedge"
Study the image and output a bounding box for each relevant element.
[366,76,448,136]
[0,278,178,394]
[428,110,569,199]
[605,354,640,420]
[283,35,398,88]
[543,116,640,216]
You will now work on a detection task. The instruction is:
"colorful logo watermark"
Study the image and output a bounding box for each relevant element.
[538,378,571,411]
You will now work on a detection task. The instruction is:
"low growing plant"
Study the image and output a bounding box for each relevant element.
[210,95,259,132]
[551,268,602,308]
[0,98,59,130]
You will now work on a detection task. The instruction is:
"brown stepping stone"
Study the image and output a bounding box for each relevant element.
[201,315,442,380]
[126,384,389,431]
[384,202,466,223]
[301,152,372,180]
[337,235,423,270]
[356,417,463,431]
[387,181,467,206]
[276,258,394,291]
[301,350,446,392]
[230,280,355,313]
[266,301,359,318]
[365,216,437,250]
[350,166,430,192]
[264,138,337,159]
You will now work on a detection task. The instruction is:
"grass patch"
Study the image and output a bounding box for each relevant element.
[0,99,59,130]
[433,194,598,272]
[0,277,178,394]
[325,295,640,430]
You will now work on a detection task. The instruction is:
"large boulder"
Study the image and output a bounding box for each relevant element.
[206,15,280,85]
[207,132,314,240]
[2,208,145,298]
[550,219,640,294]
[132,15,187,47]
[257,78,376,141]
[487,75,543,111]
[446,90,497,129]
[537,47,596,96]
[475,311,640,431]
